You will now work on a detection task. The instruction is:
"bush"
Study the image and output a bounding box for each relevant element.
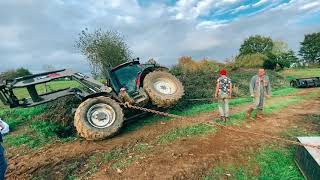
[263,58,277,70]
[171,57,288,109]
[235,53,267,68]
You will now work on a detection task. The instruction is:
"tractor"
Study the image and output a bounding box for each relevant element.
[0,59,184,140]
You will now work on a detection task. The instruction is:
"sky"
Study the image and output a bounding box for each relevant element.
[0,0,319,73]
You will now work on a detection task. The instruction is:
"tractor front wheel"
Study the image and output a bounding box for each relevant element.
[74,96,124,140]
[143,71,184,107]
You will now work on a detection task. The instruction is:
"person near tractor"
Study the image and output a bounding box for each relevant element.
[215,69,232,122]
[0,118,9,180]
[246,68,271,119]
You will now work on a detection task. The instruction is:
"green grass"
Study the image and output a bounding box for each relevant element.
[122,90,291,133]
[281,114,320,139]
[157,123,216,144]
[282,68,320,81]
[112,156,139,170]
[102,148,127,162]
[4,119,72,149]
[257,147,303,179]
[12,80,80,99]
[272,87,298,97]
[264,96,301,114]
[204,146,303,180]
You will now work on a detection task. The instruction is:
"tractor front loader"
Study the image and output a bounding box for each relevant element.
[0,59,184,140]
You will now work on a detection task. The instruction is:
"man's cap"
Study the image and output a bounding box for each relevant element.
[220,69,227,75]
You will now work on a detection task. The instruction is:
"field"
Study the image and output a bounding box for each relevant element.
[281,67,320,80]
[0,68,319,179]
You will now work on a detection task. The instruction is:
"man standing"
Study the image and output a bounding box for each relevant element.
[246,68,271,119]
[215,69,232,122]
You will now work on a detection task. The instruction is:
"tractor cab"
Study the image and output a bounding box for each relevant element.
[108,60,157,95]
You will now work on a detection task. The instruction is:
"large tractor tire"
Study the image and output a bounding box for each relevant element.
[74,96,124,140]
[143,71,184,107]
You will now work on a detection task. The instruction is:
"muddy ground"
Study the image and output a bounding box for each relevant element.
[6,88,320,180]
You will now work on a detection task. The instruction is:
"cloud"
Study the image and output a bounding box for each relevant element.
[0,0,319,74]
[252,0,269,7]
[299,1,320,10]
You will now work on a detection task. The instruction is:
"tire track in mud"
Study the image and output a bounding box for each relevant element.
[6,89,317,179]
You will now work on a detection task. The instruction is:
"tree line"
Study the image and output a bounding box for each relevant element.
[236,32,320,70]
[77,29,320,78]
[1,30,319,80]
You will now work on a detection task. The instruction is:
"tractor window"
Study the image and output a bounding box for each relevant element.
[114,65,142,93]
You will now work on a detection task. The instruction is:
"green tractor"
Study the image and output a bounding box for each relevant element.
[0,59,184,140]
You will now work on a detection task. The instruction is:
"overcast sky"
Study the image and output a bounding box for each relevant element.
[0,0,319,73]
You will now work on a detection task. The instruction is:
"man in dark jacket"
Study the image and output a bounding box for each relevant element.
[0,120,9,180]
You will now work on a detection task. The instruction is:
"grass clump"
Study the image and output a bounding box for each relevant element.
[4,120,73,149]
[157,123,216,144]
[204,146,303,179]
[264,97,301,114]
[257,147,303,179]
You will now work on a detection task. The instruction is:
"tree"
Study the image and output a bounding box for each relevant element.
[272,40,289,55]
[15,68,32,77]
[263,57,277,70]
[235,53,267,68]
[239,35,273,56]
[299,32,320,65]
[277,50,299,69]
[264,50,299,70]
[0,67,32,81]
[76,28,132,78]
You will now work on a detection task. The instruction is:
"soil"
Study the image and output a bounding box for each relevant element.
[5,88,320,180]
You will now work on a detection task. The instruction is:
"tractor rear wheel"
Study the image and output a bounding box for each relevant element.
[74,96,124,140]
[143,71,184,107]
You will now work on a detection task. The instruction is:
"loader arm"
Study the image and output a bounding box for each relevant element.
[0,69,111,108]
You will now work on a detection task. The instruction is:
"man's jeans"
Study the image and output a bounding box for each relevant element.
[0,144,7,180]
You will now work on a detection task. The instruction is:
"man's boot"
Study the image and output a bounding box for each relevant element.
[246,107,254,120]
[225,117,229,122]
[256,109,264,119]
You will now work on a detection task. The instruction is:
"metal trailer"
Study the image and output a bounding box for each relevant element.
[290,77,320,88]
[295,137,320,180]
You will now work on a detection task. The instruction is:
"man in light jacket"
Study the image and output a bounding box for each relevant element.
[246,68,271,119]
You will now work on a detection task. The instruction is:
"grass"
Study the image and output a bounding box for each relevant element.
[204,93,319,180]
[157,123,216,144]
[272,87,298,97]
[257,147,303,179]
[66,143,151,179]
[264,96,301,114]
[204,146,303,180]
[282,68,320,81]
[281,114,320,139]
[4,120,71,149]
[218,96,301,127]
[123,87,296,133]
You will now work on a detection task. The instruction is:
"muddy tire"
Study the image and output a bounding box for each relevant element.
[143,71,184,107]
[74,96,124,140]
